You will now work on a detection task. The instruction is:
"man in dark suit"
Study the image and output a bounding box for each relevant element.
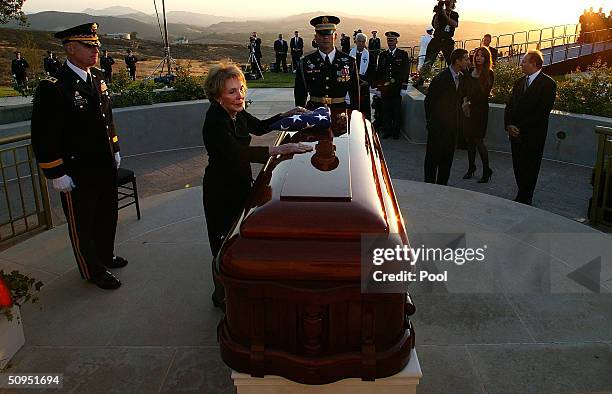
[274,33,289,73]
[424,48,469,185]
[505,50,557,205]
[375,31,410,139]
[482,34,498,65]
[31,23,127,290]
[43,51,61,77]
[368,30,381,64]
[11,51,29,89]
[290,31,304,73]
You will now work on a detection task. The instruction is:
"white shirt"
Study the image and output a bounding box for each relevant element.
[319,48,336,63]
[66,59,91,82]
[526,69,541,87]
[389,48,397,57]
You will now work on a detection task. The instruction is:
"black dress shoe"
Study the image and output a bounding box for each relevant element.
[89,270,121,290]
[106,256,128,268]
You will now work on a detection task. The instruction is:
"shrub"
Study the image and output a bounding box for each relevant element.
[490,60,524,105]
[111,79,156,108]
[555,59,612,118]
[0,270,43,321]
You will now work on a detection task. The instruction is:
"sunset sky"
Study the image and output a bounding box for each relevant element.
[22,0,604,25]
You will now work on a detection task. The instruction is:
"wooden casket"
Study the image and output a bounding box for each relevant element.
[215,109,416,385]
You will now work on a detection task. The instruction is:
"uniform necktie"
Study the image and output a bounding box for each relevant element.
[523,75,529,93]
[325,54,331,67]
[86,73,94,89]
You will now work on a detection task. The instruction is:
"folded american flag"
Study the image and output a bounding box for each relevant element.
[269,107,331,131]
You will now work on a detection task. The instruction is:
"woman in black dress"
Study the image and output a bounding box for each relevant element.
[461,46,494,183]
[202,63,311,308]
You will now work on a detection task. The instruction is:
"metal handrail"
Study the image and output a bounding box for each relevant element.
[0,132,53,246]
[396,23,609,77]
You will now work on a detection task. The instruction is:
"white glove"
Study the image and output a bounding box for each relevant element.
[52,175,75,192]
[114,152,121,168]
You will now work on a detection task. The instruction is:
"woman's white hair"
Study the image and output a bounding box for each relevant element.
[355,32,368,41]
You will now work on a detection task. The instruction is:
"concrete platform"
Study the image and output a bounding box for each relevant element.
[1,178,610,393]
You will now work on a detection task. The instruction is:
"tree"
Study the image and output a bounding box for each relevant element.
[0,0,27,26]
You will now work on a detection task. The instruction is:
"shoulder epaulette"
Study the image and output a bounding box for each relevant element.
[42,76,58,83]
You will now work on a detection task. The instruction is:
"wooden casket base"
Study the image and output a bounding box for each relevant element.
[217,275,416,385]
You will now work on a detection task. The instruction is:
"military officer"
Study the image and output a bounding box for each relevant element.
[43,51,61,77]
[294,15,360,111]
[125,49,138,80]
[368,30,381,64]
[100,49,115,83]
[31,23,128,290]
[11,51,29,88]
[376,31,410,139]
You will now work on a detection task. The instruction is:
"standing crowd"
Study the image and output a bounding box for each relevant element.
[578,7,612,43]
[27,11,558,310]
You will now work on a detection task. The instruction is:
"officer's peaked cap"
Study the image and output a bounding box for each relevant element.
[385,31,400,38]
[54,22,100,47]
[310,15,340,35]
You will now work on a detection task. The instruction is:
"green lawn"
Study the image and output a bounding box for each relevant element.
[247,71,295,88]
[0,86,19,97]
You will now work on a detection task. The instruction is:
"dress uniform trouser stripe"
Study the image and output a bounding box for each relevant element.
[65,192,91,279]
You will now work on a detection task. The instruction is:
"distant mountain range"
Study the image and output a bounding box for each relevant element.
[82,6,237,27]
[4,9,545,47]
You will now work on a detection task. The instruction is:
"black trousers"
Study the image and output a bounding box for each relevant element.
[104,71,112,84]
[128,67,136,81]
[424,37,455,67]
[291,54,301,71]
[60,178,118,280]
[275,54,288,72]
[511,140,544,204]
[382,92,402,137]
[359,82,371,120]
[424,129,456,185]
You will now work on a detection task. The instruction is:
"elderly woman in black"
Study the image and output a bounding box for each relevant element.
[202,63,311,308]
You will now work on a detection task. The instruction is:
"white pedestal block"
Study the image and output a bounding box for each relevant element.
[232,348,422,394]
[0,307,25,369]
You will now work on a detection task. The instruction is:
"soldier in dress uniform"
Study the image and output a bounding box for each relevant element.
[100,49,115,83]
[31,22,128,290]
[11,51,29,88]
[43,51,61,77]
[294,15,360,111]
[375,31,410,139]
[125,49,138,81]
[368,30,381,64]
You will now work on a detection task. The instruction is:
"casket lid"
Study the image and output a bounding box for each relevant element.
[220,110,407,281]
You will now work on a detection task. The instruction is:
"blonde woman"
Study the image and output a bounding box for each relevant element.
[202,63,311,308]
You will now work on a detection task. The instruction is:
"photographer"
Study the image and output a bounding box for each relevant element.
[248,32,263,79]
[424,0,459,69]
